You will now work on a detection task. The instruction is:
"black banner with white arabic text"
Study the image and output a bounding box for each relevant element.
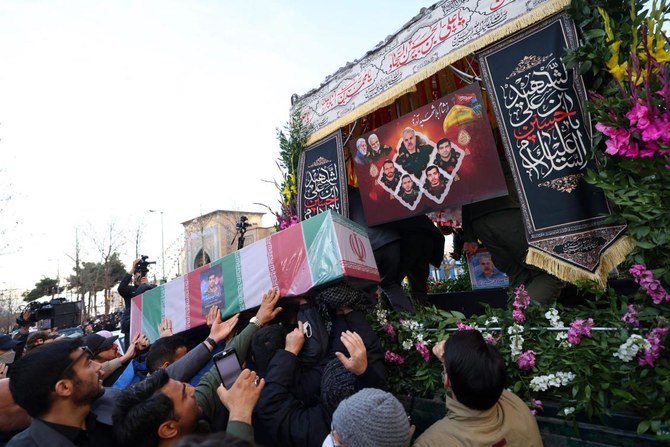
[298,131,349,221]
[478,13,633,285]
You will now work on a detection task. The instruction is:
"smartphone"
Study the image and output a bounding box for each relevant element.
[213,348,242,389]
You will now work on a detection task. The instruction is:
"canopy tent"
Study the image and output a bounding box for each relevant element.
[293,0,571,145]
[290,0,634,287]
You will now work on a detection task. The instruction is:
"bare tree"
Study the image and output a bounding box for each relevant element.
[88,219,125,314]
[0,288,22,333]
[133,218,145,260]
[66,228,86,315]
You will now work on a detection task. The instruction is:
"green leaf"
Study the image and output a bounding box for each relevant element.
[637,420,651,435]
[580,60,593,74]
[636,241,656,249]
[451,311,466,320]
[612,389,635,400]
[584,29,607,38]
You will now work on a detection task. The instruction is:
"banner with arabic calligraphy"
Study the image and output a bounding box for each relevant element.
[478,13,632,284]
[298,131,349,221]
[350,83,507,226]
[294,0,571,144]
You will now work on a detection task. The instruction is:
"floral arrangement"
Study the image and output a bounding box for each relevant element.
[370,267,670,440]
[425,263,471,294]
[592,17,670,160]
[565,0,670,280]
[260,107,311,231]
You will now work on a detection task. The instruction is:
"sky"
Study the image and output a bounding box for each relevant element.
[0,0,431,292]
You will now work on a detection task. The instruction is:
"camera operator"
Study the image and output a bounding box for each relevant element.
[118,257,156,350]
[234,216,251,251]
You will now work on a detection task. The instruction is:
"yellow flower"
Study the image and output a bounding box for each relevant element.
[606,40,628,81]
[598,7,614,41]
[646,35,670,64]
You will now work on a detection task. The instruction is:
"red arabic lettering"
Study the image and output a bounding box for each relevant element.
[489,0,506,11]
[304,197,340,217]
[388,11,465,70]
[513,110,578,141]
[319,70,373,113]
[336,70,373,105]
[320,92,337,113]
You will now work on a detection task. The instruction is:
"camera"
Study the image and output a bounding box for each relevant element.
[235,216,251,234]
[135,255,156,276]
[18,298,68,325]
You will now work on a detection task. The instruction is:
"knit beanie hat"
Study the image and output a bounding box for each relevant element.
[332,388,411,447]
[320,358,357,413]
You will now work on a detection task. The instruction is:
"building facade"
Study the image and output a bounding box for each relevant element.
[181,210,274,273]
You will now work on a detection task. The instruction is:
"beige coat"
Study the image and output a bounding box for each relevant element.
[414,390,543,447]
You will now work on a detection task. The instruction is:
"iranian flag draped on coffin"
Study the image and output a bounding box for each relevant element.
[131,211,380,341]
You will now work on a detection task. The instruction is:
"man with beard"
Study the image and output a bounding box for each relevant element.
[203,274,222,300]
[434,138,462,175]
[423,165,449,197]
[379,160,402,191]
[396,127,432,178]
[8,338,115,447]
[113,368,263,447]
[366,134,392,161]
[353,138,369,165]
[112,289,282,446]
[398,175,420,206]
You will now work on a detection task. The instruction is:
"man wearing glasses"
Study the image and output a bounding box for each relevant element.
[7,338,116,447]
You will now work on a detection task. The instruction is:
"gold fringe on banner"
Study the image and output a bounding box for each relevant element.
[526,235,636,287]
[304,0,572,145]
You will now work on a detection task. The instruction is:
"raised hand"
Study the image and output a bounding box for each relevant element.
[285,321,306,356]
[216,369,265,424]
[255,288,283,326]
[159,319,173,337]
[209,312,240,345]
[335,331,368,376]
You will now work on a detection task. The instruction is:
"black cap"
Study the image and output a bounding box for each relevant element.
[82,333,118,355]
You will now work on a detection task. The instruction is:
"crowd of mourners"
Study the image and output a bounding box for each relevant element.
[81,312,123,335]
[0,283,544,447]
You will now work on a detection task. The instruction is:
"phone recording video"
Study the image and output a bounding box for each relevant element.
[214,348,242,389]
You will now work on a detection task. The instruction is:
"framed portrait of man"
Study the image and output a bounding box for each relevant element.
[200,263,225,314]
[467,249,509,289]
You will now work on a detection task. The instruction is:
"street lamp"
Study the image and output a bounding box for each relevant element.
[149,209,166,282]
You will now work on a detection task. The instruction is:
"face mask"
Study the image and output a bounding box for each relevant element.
[322,434,336,447]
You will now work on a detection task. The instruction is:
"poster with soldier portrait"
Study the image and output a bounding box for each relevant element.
[349,84,508,226]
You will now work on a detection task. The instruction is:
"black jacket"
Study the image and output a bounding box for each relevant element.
[254,349,332,447]
[7,415,115,447]
[116,274,137,306]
